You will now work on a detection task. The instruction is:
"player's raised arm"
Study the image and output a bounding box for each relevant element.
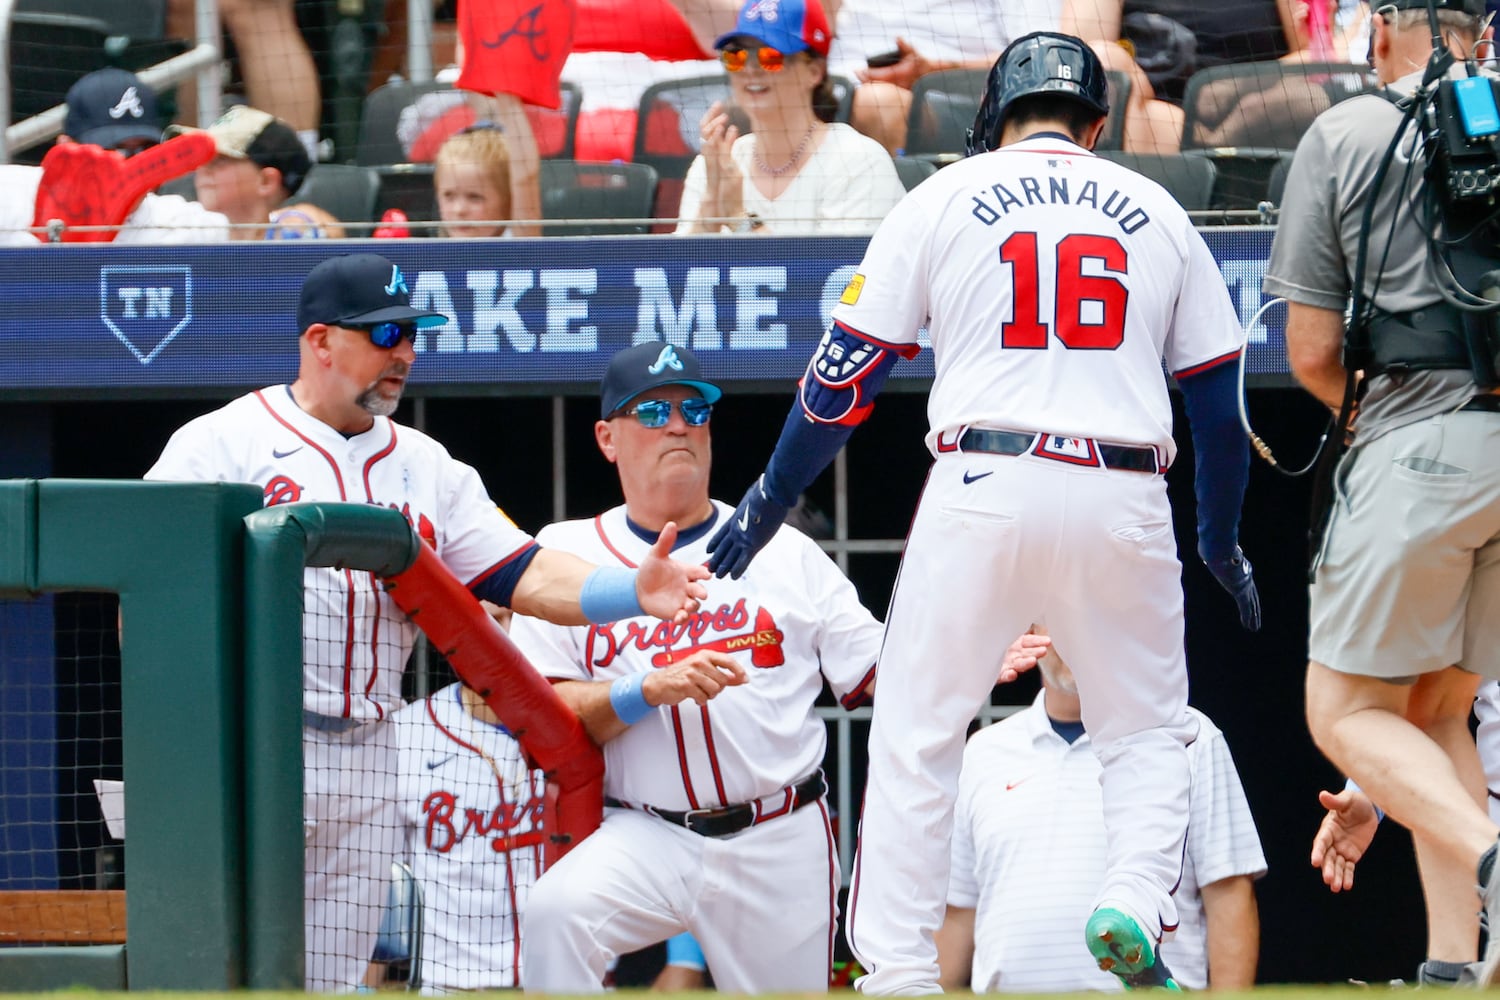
[509,530,708,626]
[707,323,915,579]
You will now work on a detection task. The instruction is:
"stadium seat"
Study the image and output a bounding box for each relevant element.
[9,12,112,124]
[292,163,382,226]
[902,69,1127,157]
[894,156,937,191]
[16,0,167,40]
[540,160,660,236]
[374,163,438,233]
[1097,150,1217,211]
[356,80,581,166]
[1266,150,1298,207]
[370,861,423,990]
[1180,60,1376,150]
[1186,146,1292,211]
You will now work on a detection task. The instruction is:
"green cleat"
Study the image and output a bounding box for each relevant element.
[1085,907,1181,991]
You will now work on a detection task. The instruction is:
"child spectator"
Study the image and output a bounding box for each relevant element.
[433,124,512,239]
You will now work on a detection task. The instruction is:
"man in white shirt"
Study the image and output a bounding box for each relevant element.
[937,628,1266,992]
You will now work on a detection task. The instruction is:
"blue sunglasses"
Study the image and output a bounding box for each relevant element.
[618,398,714,428]
[347,321,419,349]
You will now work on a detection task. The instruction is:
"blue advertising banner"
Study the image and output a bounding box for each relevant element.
[0,229,1286,398]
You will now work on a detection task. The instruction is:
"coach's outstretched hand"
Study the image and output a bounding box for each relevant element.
[1311,786,1379,892]
[1203,546,1261,631]
[638,521,710,623]
[707,475,790,579]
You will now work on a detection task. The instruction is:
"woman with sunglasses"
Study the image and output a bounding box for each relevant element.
[678,0,906,235]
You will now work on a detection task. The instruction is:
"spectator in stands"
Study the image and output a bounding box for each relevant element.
[678,0,905,235]
[935,627,1266,992]
[1063,0,1313,152]
[827,0,1056,155]
[166,0,323,160]
[171,105,327,241]
[60,69,163,158]
[433,123,512,239]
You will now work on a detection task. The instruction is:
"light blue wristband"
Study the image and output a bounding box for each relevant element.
[1343,777,1385,823]
[665,932,707,971]
[609,673,653,725]
[580,566,645,623]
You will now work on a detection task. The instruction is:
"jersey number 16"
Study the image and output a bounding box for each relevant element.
[1000,232,1128,350]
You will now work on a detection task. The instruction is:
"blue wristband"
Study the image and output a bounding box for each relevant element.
[665,932,707,970]
[580,566,645,624]
[609,673,653,725]
[1343,777,1385,823]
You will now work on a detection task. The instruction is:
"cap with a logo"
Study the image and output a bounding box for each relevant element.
[714,0,831,57]
[297,253,449,332]
[600,342,724,418]
[64,68,161,150]
[168,105,311,195]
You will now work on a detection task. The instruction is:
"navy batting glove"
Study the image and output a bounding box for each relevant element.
[1203,547,1261,632]
[707,475,791,579]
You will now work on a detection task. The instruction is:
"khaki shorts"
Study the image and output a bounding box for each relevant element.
[1309,409,1500,679]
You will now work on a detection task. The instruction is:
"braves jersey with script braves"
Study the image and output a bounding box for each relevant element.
[145,386,536,720]
[389,684,546,992]
[832,135,1243,462]
[948,698,1266,992]
[507,503,880,810]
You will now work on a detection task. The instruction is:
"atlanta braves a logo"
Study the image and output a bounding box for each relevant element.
[586,599,786,669]
[422,790,546,854]
[476,3,552,61]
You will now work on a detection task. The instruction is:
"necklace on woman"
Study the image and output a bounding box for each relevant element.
[754,121,818,177]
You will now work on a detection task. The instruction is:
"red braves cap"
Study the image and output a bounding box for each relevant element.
[714,0,831,57]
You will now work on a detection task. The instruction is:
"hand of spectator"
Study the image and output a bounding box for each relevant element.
[699,101,745,222]
[643,650,748,706]
[997,630,1052,684]
[857,37,933,90]
[1310,786,1379,892]
[32,132,216,243]
[637,520,711,623]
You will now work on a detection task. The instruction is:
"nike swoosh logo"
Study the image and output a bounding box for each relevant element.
[738,508,751,531]
[1005,777,1032,791]
[425,754,457,770]
[962,470,993,484]
[273,446,303,459]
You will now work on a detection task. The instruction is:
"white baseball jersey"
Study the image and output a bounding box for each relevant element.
[949,698,1267,992]
[832,135,1243,462]
[513,504,881,994]
[145,384,535,990]
[840,136,1245,994]
[509,501,880,809]
[389,684,546,993]
[145,385,535,720]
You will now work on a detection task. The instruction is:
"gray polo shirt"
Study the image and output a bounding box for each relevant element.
[1265,68,1480,442]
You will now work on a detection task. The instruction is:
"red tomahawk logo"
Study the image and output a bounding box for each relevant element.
[650,607,785,668]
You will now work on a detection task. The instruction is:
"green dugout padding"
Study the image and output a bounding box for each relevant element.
[0,482,417,991]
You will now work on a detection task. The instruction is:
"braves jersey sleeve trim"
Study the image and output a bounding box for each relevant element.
[467,539,541,594]
[1173,349,1241,380]
[840,664,877,709]
[831,320,923,360]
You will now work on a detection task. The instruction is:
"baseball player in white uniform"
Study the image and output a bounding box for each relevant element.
[708,33,1260,993]
[937,630,1266,992]
[510,341,882,993]
[144,254,709,991]
[384,681,545,992]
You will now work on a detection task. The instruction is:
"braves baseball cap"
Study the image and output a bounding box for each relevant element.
[600,342,723,419]
[64,69,162,150]
[297,253,449,332]
[167,105,310,195]
[714,0,831,57]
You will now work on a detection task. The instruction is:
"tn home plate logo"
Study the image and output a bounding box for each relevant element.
[99,265,193,364]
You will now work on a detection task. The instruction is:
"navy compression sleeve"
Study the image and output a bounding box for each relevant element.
[1177,361,1250,561]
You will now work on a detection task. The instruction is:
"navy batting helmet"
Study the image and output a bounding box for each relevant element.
[966,32,1110,156]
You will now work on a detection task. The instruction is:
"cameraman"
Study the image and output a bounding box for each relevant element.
[1265,0,1500,983]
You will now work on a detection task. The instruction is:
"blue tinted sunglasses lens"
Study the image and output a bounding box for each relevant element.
[362,322,416,348]
[627,399,713,427]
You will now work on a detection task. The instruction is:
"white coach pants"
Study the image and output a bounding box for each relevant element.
[846,453,1195,995]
